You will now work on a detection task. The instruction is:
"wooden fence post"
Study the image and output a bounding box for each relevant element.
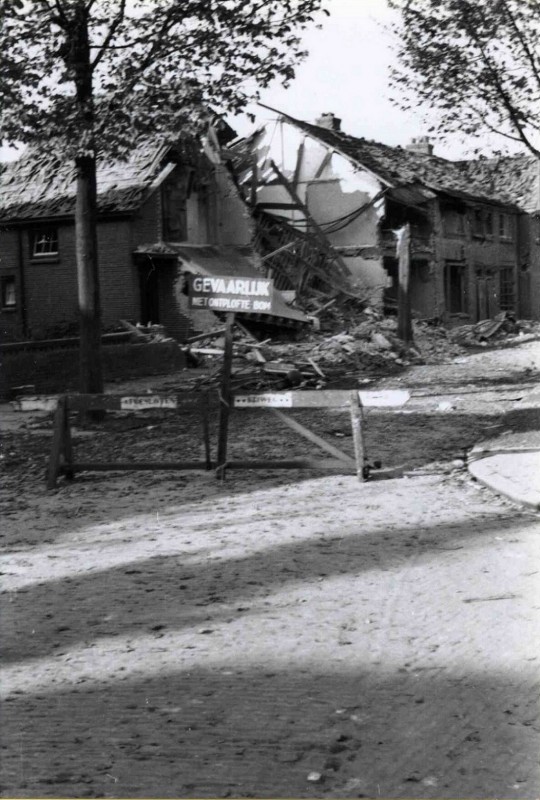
[349,390,366,482]
[397,222,413,344]
[47,397,66,489]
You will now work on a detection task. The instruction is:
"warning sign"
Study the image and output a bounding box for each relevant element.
[188,275,275,313]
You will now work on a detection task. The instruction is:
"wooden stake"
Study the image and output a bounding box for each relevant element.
[349,390,366,482]
[216,312,235,479]
[397,222,413,344]
[201,392,212,470]
[62,399,74,480]
[47,397,67,489]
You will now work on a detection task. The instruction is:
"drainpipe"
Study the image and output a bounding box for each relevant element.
[17,227,28,337]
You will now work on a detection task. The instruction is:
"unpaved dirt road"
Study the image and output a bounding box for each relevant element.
[1,339,539,798]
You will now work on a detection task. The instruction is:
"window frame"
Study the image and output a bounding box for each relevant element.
[1,275,17,310]
[499,266,515,311]
[30,227,59,260]
[444,261,468,316]
[498,213,513,241]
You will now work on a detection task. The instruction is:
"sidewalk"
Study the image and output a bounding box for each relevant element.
[468,388,540,510]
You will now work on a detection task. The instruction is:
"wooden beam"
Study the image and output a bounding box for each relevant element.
[256,202,302,210]
[349,390,366,482]
[314,151,333,180]
[293,141,305,189]
[269,160,352,282]
[46,397,65,489]
[397,223,413,343]
[226,458,356,472]
[269,408,355,465]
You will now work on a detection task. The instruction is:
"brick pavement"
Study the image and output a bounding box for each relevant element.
[1,471,539,798]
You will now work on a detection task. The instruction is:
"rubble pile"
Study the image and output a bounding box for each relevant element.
[120,319,175,343]
[126,306,540,393]
[447,311,525,347]
[184,309,426,391]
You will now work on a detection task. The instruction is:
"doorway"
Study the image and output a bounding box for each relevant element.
[475,267,497,321]
[139,261,160,325]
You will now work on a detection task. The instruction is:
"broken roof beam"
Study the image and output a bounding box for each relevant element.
[269,159,353,284]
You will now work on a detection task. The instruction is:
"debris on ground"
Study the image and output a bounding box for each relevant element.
[447,311,524,347]
[179,305,540,393]
[119,319,175,343]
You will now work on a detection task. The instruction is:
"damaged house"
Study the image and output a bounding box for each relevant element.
[0,123,306,344]
[227,110,540,323]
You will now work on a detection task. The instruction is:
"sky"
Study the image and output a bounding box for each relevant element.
[0,0,524,164]
[228,0,487,160]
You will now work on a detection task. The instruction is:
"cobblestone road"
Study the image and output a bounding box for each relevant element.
[1,467,539,798]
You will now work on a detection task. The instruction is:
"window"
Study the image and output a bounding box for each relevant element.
[485,211,493,236]
[1,276,16,309]
[31,228,58,257]
[499,213,512,240]
[473,209,484,237]
[499,267,515,311]
[442,209,465,236]
[444,262,467,314]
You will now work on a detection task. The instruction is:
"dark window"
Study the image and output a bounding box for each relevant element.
[499,267,515,311]
[473,209,483,236]
[485,211,493,236]
[412,259,431,283]
[499,213,512,240]
[443,209,465,236]
[31,228,58,257]
[444,262,467,314]
[1,276,16,309]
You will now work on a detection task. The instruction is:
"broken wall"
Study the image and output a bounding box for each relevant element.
[253,125,388,302]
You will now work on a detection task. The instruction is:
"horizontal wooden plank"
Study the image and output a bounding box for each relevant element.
[233,389,410,409]
[359,389,410,407]
[255,202,301,210]
[67,394,204,411]
[225,459,356,471]
[12,396,59,412]
[16,389,409,414]
[13,393,206,412]
[65,461,212,472]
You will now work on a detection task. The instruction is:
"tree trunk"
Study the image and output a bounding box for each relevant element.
[76,154,103,395]
[70,3,103,397]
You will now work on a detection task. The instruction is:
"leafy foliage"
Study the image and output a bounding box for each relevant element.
[0,0,329,160]
[389,0,540,157]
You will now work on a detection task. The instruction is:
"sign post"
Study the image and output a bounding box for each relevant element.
[216,311,234,479]
[188,273,275,479]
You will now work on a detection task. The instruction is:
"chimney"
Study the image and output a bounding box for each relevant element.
[405,136,434,156]
[315,112,341,131]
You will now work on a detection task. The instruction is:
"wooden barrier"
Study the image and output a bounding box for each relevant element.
[15,393,212,489]
[15,387,409,488]
[213,389,407,482]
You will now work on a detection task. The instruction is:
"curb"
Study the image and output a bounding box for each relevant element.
[468,451,540,511]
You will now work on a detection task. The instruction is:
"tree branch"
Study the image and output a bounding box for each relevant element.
[90,0,126,70]
[464,99,540,155]
[462,13,539,156]
[498,0,540,93]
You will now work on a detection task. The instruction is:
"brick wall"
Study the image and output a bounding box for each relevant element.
[97,220,140,329]
[1,341,186,399]
[1,211,158,342]
[0,228,24,341]
[24,224,79,338]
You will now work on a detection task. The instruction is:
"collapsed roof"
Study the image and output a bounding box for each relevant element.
[231,109,539,213]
